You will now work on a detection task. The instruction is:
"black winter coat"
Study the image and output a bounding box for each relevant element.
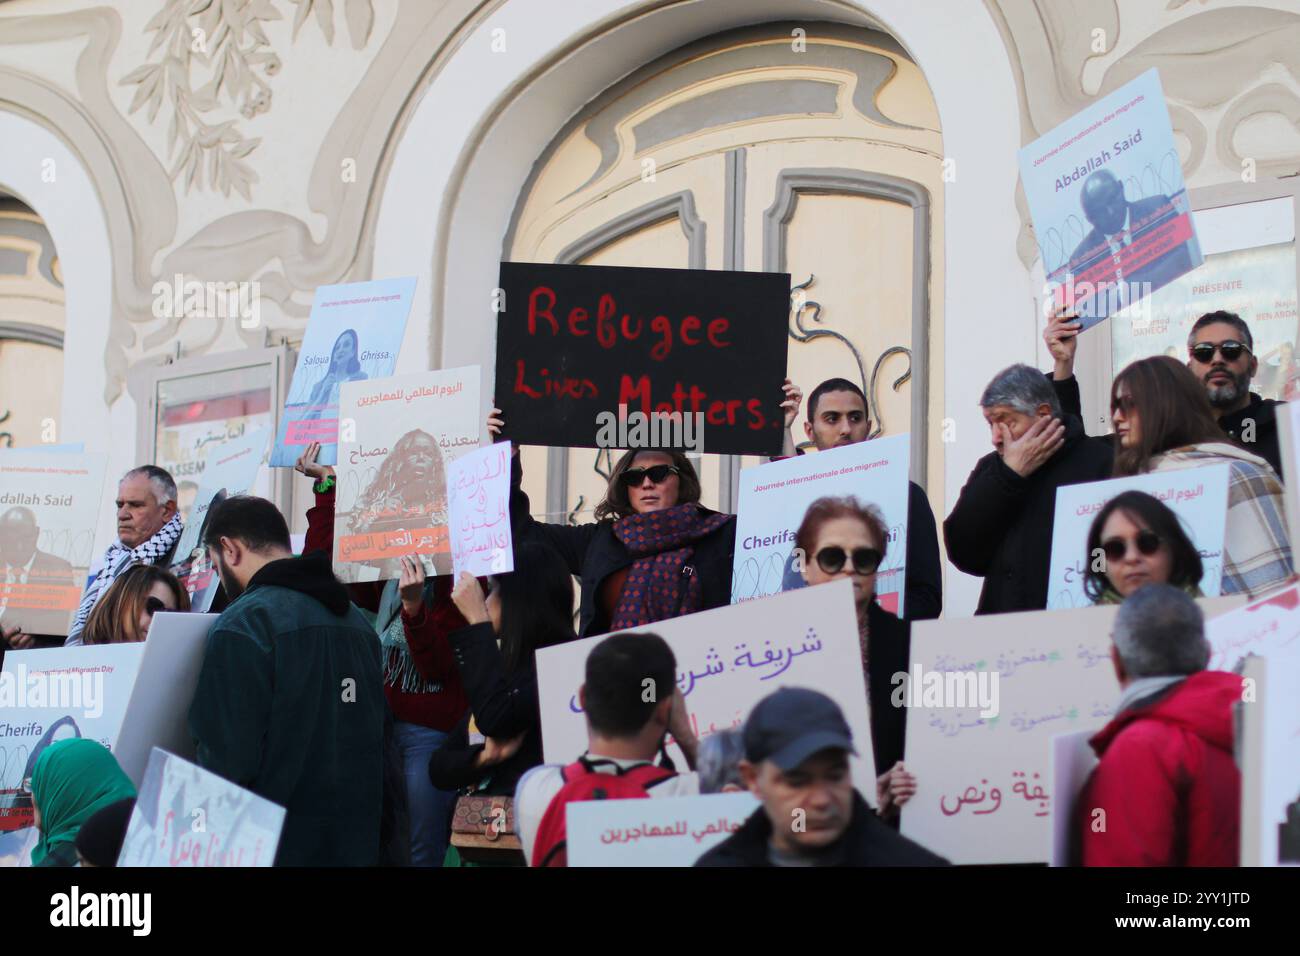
[695,792,947,867]
[865,601,909,775]
[427,622,557,796]
[509,458,736,638]
[944,413,1112,614]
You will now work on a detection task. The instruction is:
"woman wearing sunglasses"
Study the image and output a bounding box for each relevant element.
[1082,491,1204,604]
[794,495,915,823]
[1110,355,1293,596]
[490,408,735,638]
[80,564,190,645]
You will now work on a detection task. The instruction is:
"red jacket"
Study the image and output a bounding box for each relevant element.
[304,488,469,732]
[1079,670,1242,867]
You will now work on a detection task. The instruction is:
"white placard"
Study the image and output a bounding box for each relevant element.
[1238,648,1300,867]
[447,442,513,578]
[113,612,217,786]
[0,450,109,637]
[0,643,146,829]
[1048,729,1096,867]
[1047,465,1231,608]
[1205,582,1300,672]
[903,595,1244,864]
[731,435,910,617]
[118,747,285,867]
[169,428,270,612]
[334,366,481,582]
[536,579,877,790]
[566,791,759,867]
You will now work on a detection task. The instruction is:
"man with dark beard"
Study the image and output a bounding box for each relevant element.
[1045,309,1284,477]
[187,495,385,866]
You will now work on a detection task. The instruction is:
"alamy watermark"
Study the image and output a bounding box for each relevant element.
[890,662,1000,718]
[595,403,704,454]
[152,273,260,329]
[0,663,104,720]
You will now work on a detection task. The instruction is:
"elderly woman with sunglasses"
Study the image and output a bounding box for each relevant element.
[490,408,737,638]
[795,494,915,823]
[1082,491,1205,604]
[1110,356,1293,597]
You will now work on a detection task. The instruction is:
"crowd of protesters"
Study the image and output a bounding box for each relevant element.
[0,308,1283,868]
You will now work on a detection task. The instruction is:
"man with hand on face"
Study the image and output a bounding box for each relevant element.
[64,465,185,646]
[778,378,942,620]
[944,364,1113,614]
[187,495,385,866]
[695,687,946,866]
[1046,308,1285,477]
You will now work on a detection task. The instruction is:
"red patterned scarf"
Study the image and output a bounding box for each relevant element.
[609,503,731,631]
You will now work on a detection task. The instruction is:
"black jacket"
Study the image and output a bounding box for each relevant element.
[866,601,909,775]
[695,792,947,867]
[509,458,736,637]
[428,622,559,795]
[1214,394,1282,477]
[944,412,1112,614]
[1051,374,1283,477]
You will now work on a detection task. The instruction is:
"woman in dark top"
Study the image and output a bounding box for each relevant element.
[796,494,916,820]
[428,540,577,796]
[490,407,737,638]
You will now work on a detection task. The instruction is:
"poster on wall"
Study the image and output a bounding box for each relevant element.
[333,366,481,583]
[0,450,108,637]
[1018,69,1202,328]
[494,261,791,456]
[153,364,276,519]
[1045,465,1230,609]
[730,435,909,616]
[168,429,270,612]
[270,277,417,468]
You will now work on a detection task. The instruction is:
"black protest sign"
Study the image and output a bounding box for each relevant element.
[494,262,790,457]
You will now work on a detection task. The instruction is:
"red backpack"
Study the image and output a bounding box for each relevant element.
[531,757,676,867]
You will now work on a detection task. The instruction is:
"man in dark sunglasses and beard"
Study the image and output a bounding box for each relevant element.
[1045,308,1284,476]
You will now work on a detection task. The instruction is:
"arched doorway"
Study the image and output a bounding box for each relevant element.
[0,195,64,449]
[504,22,943,526]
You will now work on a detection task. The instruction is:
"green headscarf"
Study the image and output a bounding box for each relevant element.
[30,738,136,867]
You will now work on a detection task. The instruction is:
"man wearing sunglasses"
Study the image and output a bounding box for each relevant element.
[1045,308,1284,476]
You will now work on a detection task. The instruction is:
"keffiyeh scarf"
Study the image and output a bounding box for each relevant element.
[609,504,730,631]
[65,514,184,644]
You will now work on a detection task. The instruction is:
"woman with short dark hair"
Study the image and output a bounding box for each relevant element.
[795,494,915,821]
[1110,356,1293,596]
[1083,491,1204,604]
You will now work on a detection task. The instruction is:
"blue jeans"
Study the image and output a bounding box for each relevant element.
[395,721,457,867]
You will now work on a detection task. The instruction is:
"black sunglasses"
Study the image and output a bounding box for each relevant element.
[814,546,883,576]
[1189,340,1250,364]
[620,464,680,487]
[1101,530,1162,563]
[144,596,169,617]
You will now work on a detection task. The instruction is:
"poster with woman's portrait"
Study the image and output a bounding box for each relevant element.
[333,367,482,583]
[270,277,417,468]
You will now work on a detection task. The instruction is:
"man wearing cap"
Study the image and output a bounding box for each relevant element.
[696,687,947,867]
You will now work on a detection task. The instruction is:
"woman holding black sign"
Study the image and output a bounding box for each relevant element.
[489,408,737,638]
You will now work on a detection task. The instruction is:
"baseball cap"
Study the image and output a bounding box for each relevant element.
[743,687,856,771]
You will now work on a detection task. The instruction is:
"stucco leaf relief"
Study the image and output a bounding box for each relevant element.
[122,0,375,198]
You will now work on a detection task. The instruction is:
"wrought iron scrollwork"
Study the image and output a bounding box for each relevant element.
[0,410,12,448]
[789,275,911,441]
